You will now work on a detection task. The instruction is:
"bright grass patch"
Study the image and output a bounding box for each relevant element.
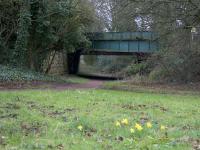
[0,89,199,149]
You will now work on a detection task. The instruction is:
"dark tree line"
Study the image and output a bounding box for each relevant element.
[1,0,200,82]
[0,0,95,71]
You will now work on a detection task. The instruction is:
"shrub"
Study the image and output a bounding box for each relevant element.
[124,62,150,77]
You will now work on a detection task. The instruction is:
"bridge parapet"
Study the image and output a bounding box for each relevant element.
[88,32,158,41]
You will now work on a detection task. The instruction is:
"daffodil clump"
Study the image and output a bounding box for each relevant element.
[121,118,129,125]
[115,121,121,127]
[77,118,167,142]
[146,122,152,128]
[77,125,83,131]
[160,125,166,130]
[113,118,167,138]
[135,123,143,131]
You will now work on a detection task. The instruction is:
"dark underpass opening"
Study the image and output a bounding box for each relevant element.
[77,54,147,79]
[67,51,150,80]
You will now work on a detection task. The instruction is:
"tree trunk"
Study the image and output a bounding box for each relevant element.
[45,51,56,74]
[29,48,35,70]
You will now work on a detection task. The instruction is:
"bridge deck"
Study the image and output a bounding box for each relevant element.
[87,32,159,54]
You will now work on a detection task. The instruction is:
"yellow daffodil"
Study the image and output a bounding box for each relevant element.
[121,118,129,125]
[146,122,152,128]
[115,121,121,127]
[130,128,135,133]
[77,125,83,131]
[135,123,143,131]
[160,125,166,130]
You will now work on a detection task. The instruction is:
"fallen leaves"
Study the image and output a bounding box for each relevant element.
[121,103,168,112]
[0,113,18,119]
[177,136,200,150]
[56,144,64,150]
[0,136,7,146]
[20,122,46,136]
[115,136,124,142]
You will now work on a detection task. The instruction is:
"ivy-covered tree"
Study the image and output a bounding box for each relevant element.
[0,0,21,64]
[12,0,31,67]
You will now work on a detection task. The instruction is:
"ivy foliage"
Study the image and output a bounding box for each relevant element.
[12,1,31,67]
[0,65,63,82]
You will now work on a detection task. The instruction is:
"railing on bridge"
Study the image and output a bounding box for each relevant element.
[86,32,159,54]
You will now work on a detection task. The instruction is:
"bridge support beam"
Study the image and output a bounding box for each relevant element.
[67,51,81,74]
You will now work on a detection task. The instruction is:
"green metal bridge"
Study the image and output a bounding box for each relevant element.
[84,32,159,54]
[68,32,159,74]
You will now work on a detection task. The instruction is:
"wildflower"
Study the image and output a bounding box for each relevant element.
[160,125,166,130]
[146,122,152,128]
[130,128,135,133]
[135,123,143,131]
[121,118,129,125]
[77,125,83,131]
[115,121,121,127]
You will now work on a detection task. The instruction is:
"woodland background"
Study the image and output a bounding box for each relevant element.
[0,0,200,82]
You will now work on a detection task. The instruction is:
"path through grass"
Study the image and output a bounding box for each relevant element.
[0,89,199,149]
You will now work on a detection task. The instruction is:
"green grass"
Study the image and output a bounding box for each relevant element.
[103,80,200,95]
[0,89,199,149]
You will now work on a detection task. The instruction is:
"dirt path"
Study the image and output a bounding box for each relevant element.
[0,79,104,90]
[52,80,104,90]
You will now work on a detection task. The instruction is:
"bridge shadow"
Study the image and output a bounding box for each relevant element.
[77,73,122,80]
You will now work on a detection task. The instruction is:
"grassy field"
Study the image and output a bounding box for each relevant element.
[0,89,199,150]
[104,80,200,95]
